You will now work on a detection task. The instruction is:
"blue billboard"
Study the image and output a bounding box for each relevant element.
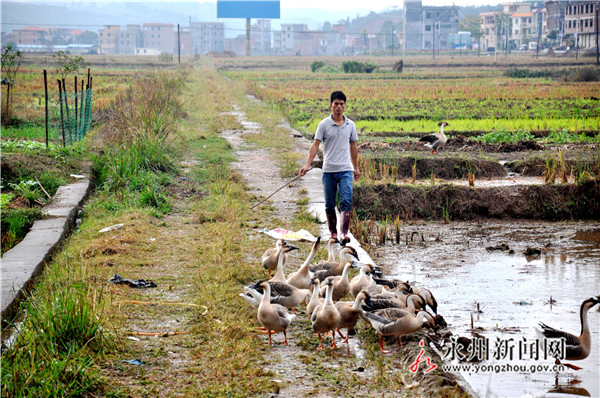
[217,0,280,19]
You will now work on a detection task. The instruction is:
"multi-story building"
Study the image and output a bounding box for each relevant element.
[480,11,502,51]
[274,24,308,55]
[422,5,457,50]
[251,19,271,55]
[512,11,535,46]
[190,22,224,55]
[119,24,143,55]
[11,26,49,52]
[564,1,599,49]
[98,25,120,55]
[143,23,176,54]
[403,0,458,51]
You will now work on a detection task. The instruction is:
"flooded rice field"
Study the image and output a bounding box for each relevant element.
[372,221,600,398]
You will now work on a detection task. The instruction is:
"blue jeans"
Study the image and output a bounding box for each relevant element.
[322,171,353,213]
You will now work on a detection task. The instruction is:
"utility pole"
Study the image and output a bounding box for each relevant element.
[432,20,436,59]
[596,8,599,66]
[246,18,251,56]
[392,30,394,57]
[451,4,455,59]
[177,24,181,66]
[505,24,508,57]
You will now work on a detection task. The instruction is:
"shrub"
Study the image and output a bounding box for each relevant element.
[341,60,379,73]
[310,60,325,72]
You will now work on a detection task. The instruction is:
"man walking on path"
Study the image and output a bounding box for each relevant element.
[299,91,360,245]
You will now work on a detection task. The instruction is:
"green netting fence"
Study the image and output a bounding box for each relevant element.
[55,82,93,146]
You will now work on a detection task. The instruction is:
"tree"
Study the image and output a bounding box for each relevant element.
[459,15,483,39]
[53,50,89,80]
[1,45,23,125]
[76,31,98,45]
[322,21,332,32]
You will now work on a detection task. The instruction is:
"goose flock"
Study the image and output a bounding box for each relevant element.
[241,237,441,352]
[241,237,600,372]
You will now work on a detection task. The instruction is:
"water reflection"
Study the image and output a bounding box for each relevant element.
[374,221,600,398]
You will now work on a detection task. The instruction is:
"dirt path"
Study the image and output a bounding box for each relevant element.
[218,100,464,397]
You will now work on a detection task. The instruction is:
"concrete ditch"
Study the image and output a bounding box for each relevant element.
[1,178,93,324]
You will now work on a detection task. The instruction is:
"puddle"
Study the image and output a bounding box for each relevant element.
[373,221,600,398]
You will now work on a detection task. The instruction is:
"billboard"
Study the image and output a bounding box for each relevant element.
[217,0,280,19]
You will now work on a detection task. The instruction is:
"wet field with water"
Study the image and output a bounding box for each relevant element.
[372,221,600,398]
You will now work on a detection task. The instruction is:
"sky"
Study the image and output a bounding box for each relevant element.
[8,0,501,12]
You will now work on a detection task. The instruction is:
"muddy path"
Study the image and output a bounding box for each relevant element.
[219,99,466,397]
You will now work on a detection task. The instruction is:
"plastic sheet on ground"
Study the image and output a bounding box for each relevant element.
[109,274,157,288]
[263,227,317,242]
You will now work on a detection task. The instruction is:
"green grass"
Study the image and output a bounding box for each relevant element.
[1,124,50,141]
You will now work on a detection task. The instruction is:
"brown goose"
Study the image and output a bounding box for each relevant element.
[306,277,323,318]
[350,265,374,298]
[269,244,299,283]
[335,291,366,343]
[362,309,435,353]
[287,237,321,290]
[317,236,338,265]
[256,281,296,346]
[311,278,341,349]
[249,278,310,312]
[262,239,288,277]
[538,296,600,370]
[311,246,359,282]
[319,262,353,302]
[419,121,449,155]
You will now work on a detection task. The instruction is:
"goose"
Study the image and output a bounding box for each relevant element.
[311,277,341,349]
[249,279,310,312]
[537,296,600,370]
[256,281,295,346]
[269,244,299,283]
[311,246,359,282]
[262,239,289,277]
[373,277,413,294]
[335,291,367,343]
[240,285,262,309]
[287,237,321,290]
[317,236,338,265]
[361,291,425,313]
[362,309,436,353]
[419,121,449,155]
[319,262,353,301]
[306,277,322,317]
[350,265,374,298]
[417,289,438,314]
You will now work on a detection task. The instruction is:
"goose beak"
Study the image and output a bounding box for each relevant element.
[286,244,299,252]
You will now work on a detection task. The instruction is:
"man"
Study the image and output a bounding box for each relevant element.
[299,91,360,245]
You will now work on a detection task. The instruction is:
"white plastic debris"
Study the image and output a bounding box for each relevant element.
[99,223,125,233]
[70,174,86,179]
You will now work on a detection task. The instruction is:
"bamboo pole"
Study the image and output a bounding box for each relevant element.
[57,79,66,146]
[74,76,78,139]
[44,70,49,148]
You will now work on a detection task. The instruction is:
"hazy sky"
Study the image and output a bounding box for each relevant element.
[10,0,501,12]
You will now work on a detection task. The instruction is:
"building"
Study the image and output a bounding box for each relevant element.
[98,25,120,55]
[422,5,457,50]
[564,1,599,49]
[12,26,49,51]
[480,11,502,51]
[251,19,272,55]
[143,23,176,54]
[402,0,458,51]
[274,24,308,55]
[403,0,423,50]
[511,11,535,47]
[190,22,225,55]
[119,24,143,55]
